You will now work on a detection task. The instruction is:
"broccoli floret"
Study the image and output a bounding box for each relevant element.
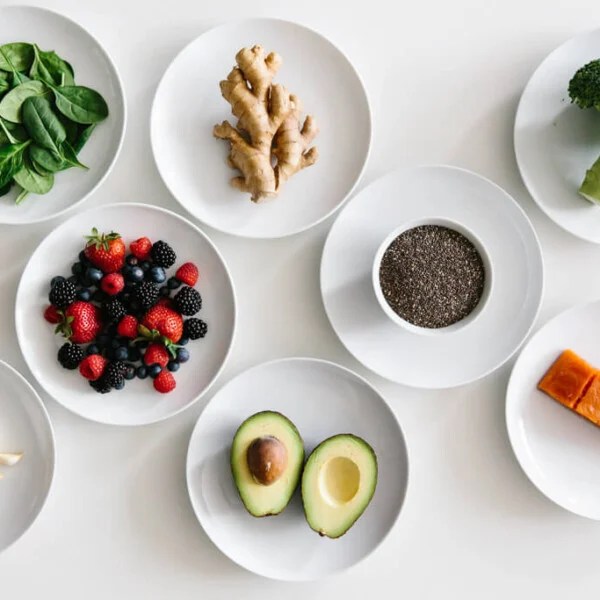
[569,59,600,110]
[579,155,600,204]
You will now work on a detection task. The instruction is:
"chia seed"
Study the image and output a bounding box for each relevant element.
[378,225,485,329]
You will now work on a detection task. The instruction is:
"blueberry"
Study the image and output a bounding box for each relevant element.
[167,277,181,290]
[114,346,129,361]
[67,275,78,285]
[114,379,126,391]
[92,289,107,303]
[86,267,103,283]
[124,364,136,380]
[71,262,84,276]
[167,360,180,372]
[135,339,149,349]
[110,338,121,350]
[148,364,162,378]
[97,333,111,347]
[126,255,138,266]
[128,347,141,362]
[140,260,151,272]
[137,365,148,379]
[178,337,189,346]
[77,288,92,302]
[78,250,89,264]
[159,286,170,297]
[128,266,144,283]
[86,344,100,356]
[50,275,65,288]
[149,266,166,284]
[176,348,190,363]
[121,264,132,278]
[79,274,94,288]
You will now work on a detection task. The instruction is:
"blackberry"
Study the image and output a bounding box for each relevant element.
[133,281,159,310]
[174,286,202,316]
[150,241,176,268]
[57,343,84,369]
[49,279,76,308]
[105,361,127,388]
[103,298,127,322]
[50,275,65,288]
[184,318,207,340]
[90,376,111,394]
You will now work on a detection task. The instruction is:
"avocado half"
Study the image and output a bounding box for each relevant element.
[301,434,377,538]
[230,411,304,517]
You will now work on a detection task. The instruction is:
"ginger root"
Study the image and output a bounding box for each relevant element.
[213,45,318,202]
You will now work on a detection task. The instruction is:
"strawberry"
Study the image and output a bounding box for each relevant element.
[143,343,169,368]
[156,297,173,308]
[79,355,107,381]
[153,369,176,394]
[44,305,61,324]
[130,237,152,260]
[101,273,125,295]
[56,301,102,344]
[84,228,126,273]
[175,262,199,287]
[117,315,138,338]
[141,305,183,343]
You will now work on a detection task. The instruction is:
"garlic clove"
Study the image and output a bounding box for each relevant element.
[0,452,23,466]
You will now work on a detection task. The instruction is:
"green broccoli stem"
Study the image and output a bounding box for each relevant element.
[579,155,600,204]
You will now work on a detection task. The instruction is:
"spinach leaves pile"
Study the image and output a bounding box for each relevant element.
[0,42,109,204]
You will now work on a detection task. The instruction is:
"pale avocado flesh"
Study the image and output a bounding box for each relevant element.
[231,411,304,517]
[301,434,377,538]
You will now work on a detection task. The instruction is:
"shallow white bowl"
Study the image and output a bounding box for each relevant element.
[15,203,236,426]
[186,358,409,581]
[371,217,493,335]
[515,28,600,243]
[151,18,371,238]
[0,5,126,224]
[0,360,55,554]
[507,300,600,519]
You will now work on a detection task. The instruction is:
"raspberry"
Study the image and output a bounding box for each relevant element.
[101,273,125,295]
[79,355,107,381]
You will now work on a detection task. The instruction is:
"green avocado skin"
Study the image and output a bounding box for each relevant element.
[301,433,378,539]
[230,411,305,518]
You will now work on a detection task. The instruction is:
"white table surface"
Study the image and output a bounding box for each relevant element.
[2,0,600,597]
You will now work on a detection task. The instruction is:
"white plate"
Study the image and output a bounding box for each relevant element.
[515,28,600,243]
[0,360,55,554]
[15,203,236,426]
[151,18,371,239]
[0,6,126,224]
[321,165,544,389]
[507,301,600,519]
[186,358,408,581]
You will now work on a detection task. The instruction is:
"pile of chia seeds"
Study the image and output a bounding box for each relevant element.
[378,225,485,329]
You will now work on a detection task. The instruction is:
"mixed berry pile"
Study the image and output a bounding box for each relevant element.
[44,229,208,394]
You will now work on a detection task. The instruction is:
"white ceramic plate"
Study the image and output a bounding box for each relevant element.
[151,18,371,238]
[186,358,409,581]
[515,28,600,243]
[15,203,236,426]
[0,360,55,554]
[507,301,600,519]
[0,6,126,224]
[321,165,544,389]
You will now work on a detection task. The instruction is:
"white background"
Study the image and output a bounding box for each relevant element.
[1,0,600,597]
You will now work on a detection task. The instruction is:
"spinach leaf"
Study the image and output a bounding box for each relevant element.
[30,144,66,173]
[15,187,28,204]
[0,180,12,197]
[30,45,75,87]
[60,141,88,170]
[28,148,53,177]
[50,85,108,124]
[22,96,65,154]
[0,43,34,73]
[73,123,96,153]
[0,80,49,123]
[0,141,28,187]
[58,112,78,144]
[14,153,53,194]
[0,118,18,144]
[0,73,9,97]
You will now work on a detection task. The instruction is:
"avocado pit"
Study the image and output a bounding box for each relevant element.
[247,435,288,486]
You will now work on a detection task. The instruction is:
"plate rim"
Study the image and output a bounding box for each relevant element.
[505,299,600,520]
[150,16,372,239]
[514,27,600,244]
[0,358,56,555]
[185,356,410,581]
[0,4,127,225]
[15,201,237,427]
[320,163,545,389]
